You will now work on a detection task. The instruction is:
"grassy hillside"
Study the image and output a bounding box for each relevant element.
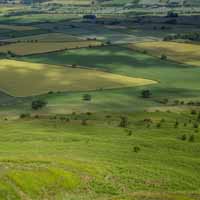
[0,111,199,199]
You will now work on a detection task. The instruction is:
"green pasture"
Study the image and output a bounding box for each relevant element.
[0,111,199,199]
[18,45,200,113]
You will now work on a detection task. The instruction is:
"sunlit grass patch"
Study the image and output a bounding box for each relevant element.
[7,168,80,198]
[0,59,156,97]
[129,41,200,67]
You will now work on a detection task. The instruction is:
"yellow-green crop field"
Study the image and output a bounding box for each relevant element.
[0,59,156,97]
[0,40,101,55]
[129,41,200,67]
[0,24,38,31]
[3,33,82,42]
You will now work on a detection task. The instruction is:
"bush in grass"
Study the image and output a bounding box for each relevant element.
[191,110,197,115]
[174,100,180,105]
[20,113,30,119]
[160,118,165,123]
[141,90,151,98]
[193,123,199,129]
[156,123,161,128]
[197,112,200,121]
[31,100,47,110]
[174,120,179,128]
[81,119,88,126]
[119,116,128,128]
[127,130,132,136]
[133,146,140,153]
[34,115,39,119]
[86,112,92,116]
[181,134,187,141]
[189,135,195,142]
[83,94,92,101]
[161,54,167,60]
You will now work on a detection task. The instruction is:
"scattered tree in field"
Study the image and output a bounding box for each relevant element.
[127,130,132,136]
[83,94,92,101]
[197,112,200,121]
[31,100,47,110]
[141,90,151,98]
[133,146,140,153]
[191,110,197,115]
[161,54,167,60]
[20,113,30,119]
[189,135,195,142]
[156,122,161,128]
[119,116,128,128]
[181,134,187,141]
[81,119,88,125]
[174,120,179,128]
[174,100,180,105]
[193,123,199,129]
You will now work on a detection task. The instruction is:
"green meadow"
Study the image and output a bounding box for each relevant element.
[19,45,200,113]
[0,111,199,200]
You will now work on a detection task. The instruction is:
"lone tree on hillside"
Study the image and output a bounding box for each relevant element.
[31,100,47,110]
[141,90,152,98]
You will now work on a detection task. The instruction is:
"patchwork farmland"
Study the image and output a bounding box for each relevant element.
[0,1,199,200]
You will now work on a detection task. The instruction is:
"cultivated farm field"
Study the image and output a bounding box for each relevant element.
[0,59,156,97]
[3,33,83,42]
[129,41,200,67]
[0,40,101,55]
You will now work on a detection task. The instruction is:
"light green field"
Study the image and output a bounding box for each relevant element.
[0,59,156,97]
[129,41,200,67]
[0,40,101,55]
[0,111,199,200]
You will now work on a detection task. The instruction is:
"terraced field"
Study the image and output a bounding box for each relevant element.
[129,41,200,67]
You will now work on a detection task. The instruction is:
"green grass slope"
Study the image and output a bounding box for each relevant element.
[0,111,199,199]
